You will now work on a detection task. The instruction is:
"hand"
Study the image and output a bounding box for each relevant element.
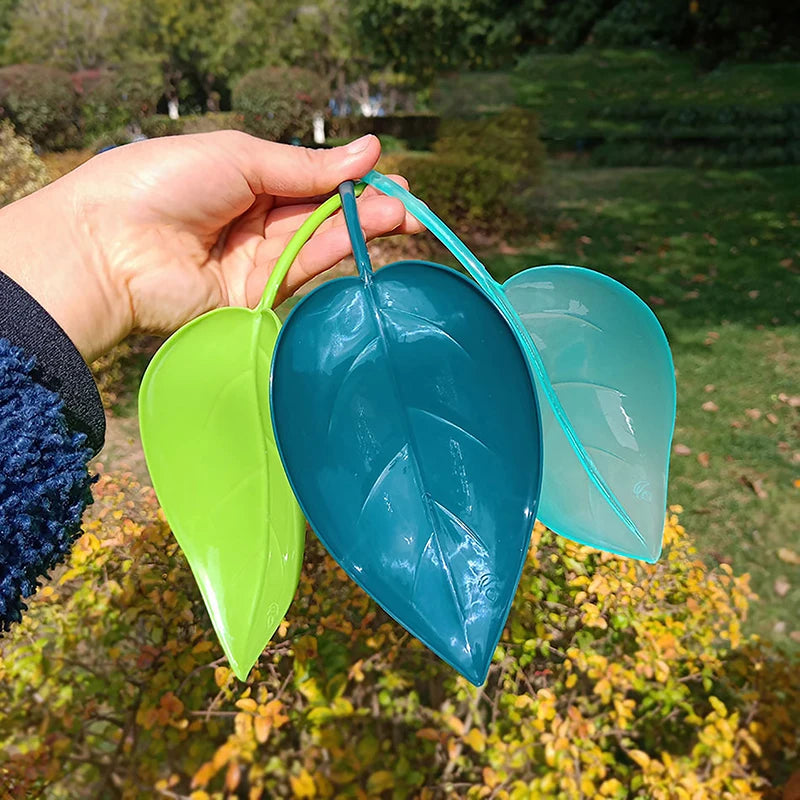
[0,132,422,362]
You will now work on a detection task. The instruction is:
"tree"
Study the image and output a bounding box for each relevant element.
[350,0,538,88]
[0,0,19,55]
[2,0,281,113]
[4,0,132,70]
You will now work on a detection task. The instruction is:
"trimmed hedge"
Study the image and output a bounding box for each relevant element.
[381,108,545,233]
[233,66,325,142]
[79,60,163,140]
[327,114,441,151]
[0,64,81,151]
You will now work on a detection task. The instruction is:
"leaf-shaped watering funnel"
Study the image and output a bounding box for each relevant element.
[138,192,357,680]
[270,182,543,685]
[362,171,676,563]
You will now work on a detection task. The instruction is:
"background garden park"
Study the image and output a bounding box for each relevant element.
[0,0,798,797]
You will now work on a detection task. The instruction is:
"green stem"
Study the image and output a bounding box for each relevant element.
[257,183,366,312]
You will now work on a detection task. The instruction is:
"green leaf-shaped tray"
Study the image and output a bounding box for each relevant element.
[138,191,360,679]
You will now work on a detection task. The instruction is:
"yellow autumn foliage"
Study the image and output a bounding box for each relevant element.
[0,472,797,799]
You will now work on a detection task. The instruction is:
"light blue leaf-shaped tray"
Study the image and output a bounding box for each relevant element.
[363,172,676,562]
[270,183,543,684]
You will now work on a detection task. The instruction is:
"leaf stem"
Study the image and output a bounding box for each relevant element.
[257,183,366,312]
[338,180,373,280]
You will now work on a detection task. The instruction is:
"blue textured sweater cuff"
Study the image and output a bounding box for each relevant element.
[0,337,95,629]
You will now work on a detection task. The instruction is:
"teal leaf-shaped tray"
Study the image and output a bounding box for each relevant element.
[270,183,543,684]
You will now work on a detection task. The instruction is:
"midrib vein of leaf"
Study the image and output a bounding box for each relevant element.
[371,299,468,636]
[497,292,646,548]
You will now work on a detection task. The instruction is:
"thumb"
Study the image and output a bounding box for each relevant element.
[229,132,381,197]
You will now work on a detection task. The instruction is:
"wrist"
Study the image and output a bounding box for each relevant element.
[0,174,133,363]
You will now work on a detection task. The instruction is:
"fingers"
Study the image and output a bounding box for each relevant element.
[264,196,424,241]
[245,194,415,306]
[225,131,382,198]
[272,174,411,208]
[265,176,425,238]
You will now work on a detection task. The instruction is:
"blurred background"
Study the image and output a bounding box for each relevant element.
[0,1,798,798]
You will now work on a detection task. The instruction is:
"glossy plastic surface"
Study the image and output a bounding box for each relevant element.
[270,182,542,685]
[138,193,358,680]
[504,267,675,561]
[362,171,675,562]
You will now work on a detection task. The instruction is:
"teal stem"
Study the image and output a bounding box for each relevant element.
[338,180,373,282]
[257,184,366,312]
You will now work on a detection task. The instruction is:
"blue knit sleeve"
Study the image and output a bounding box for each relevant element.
[0,337,94,629]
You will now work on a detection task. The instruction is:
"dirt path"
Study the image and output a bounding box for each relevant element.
[92,414,150,484]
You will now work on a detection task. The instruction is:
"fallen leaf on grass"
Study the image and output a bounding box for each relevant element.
[649,295,665,306]
[683,290,699,300]
[766,413,778,424]
[778,393,800,407]
[748,290,760,299]
[791,632,800,644]
[777,547,800,565]
[784,770,800,800]
[740,475,768,499]
[774,621,787,635]
[697,452,710,468]
[731,420,743,429]
[703,331,719,346]
[704,384,715,393]
[702,401,719,412]
[673,443,692,456]
[775,577,791,597]
[745,408,762,420]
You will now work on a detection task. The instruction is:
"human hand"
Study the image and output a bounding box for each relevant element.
[0,132,421,362]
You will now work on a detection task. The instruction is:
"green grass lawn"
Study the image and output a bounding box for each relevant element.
[475,165,799,647]
[513,49,800,112]
[434,51,800,143]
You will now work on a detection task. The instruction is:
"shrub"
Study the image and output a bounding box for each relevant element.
[328,114,440,151]
[233,66,327,142]
[0,64,81,151]
[87,126,134,153]
[181,112,246,135]
[432,72,516,119]
[79,59,163,140]
[383,108,545,234]
[0,120,48,206]
[39,149,95,181]
[90,340,133,410]
[0,469,795,798]
[138,115,185,139]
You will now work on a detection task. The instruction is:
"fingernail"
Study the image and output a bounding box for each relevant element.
[345,134,373,155]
